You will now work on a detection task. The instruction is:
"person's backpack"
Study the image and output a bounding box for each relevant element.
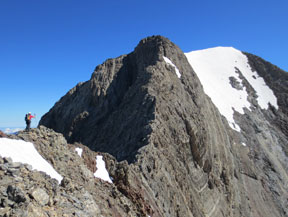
[25,114,28,122]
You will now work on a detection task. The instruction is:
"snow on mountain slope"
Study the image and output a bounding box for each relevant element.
[0,138,62,183]
[2,128,24,134]
[75,147,83,157]
[163,56,181,78]
[94,155,113,183]
[185,47,278,131]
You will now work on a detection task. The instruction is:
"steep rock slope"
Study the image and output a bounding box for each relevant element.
[185,47,288,217]
[40,36,288,217]
[245,52,288,140]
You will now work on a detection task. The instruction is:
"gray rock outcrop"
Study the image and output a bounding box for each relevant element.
[1,127,145,217]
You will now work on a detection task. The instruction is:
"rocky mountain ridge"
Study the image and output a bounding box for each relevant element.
[1,36,287,216]
[1,127,151,216]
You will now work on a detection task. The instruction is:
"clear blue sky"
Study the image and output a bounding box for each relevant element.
[1,0,287,127]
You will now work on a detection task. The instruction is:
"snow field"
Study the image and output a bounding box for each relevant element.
[185,47,278,131]
[0,138,63,183]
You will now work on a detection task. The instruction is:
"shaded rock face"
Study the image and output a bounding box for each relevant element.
[39,36,288,217]
[40,44,156,163]
[245,52,288,139]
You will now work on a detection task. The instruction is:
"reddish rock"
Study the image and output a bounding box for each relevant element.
[0,130,6,138]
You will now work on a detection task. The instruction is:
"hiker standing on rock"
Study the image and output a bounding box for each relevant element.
[25,112,35,132]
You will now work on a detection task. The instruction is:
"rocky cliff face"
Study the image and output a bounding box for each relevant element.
[244,52,288,140]
[4,36,287,217]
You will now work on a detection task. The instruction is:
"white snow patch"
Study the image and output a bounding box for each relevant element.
[163,56,181,78]
[242,142,247,147]
[244,69,278,110]
[75,147,83,157]
[0,138,63,183]
[94,155,113,183]
[185,47,278,131]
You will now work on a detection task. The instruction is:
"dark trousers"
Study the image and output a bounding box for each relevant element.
[25,120,31,131]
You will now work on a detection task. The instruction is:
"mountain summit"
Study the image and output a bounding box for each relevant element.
[37,35,288,216]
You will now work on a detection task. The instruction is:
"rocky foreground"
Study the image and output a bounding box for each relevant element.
[1,126,152,217]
